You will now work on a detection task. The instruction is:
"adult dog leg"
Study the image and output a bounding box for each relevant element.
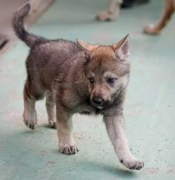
[97,0,123,21]
[143,0,175,34]
[104,112,144,170]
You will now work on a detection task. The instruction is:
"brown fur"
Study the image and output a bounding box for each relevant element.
[97,0,175,34]
[12,3,144,170]
[143,0,175,34]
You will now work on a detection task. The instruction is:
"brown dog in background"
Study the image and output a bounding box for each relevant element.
[97,0,175,34]
[143,0,175,34]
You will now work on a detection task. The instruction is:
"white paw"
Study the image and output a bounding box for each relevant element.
[121,157,144,170]
[96,11,116,21]
[23,111,37,129]
[59,139,78,155]
[143,24,160,34]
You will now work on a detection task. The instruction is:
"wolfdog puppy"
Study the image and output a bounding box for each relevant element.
[12,3,144,170]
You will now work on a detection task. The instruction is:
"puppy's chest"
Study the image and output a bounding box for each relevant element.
[75,101,102,115]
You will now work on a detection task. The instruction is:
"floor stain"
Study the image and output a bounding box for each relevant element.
[74,132,86,140]
[166,169,173,174]
[47,161,55,165]
[141,168,159,175]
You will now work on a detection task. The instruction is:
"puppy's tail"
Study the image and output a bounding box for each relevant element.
[12,3,45,47]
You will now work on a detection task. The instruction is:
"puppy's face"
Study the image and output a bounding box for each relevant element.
[77,35,130,109]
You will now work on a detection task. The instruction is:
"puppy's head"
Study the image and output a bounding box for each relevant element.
[77,35,130,109]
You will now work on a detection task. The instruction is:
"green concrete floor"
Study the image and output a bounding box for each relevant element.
[0,0,175,179]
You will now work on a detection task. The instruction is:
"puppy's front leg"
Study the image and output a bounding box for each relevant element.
[56,105,78,155]
[104,112,144,170]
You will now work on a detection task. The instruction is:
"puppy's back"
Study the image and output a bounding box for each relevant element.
[26,39,83,90]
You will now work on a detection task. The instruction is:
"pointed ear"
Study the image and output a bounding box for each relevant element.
[76,39,99,53]
[113,34,130,61]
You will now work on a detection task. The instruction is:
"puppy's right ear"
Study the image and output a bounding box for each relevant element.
[76,39,99,53]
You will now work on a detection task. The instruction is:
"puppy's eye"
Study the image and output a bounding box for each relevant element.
[88,77,94,84]
[107,78,116,83]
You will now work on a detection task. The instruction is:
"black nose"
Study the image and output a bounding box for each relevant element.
[92,96,104,106]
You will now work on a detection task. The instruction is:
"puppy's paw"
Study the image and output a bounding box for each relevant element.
[121,157,144,170]
[49,121,56,129]
[96,11,116,21]
[24,118,37,129]
[59,140,78,155]
[23,111,37,130]
[143,24,160,34]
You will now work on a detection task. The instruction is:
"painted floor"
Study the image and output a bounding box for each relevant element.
[0,0,175,179]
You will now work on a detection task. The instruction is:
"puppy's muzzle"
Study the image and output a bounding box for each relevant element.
[92,95,104,107]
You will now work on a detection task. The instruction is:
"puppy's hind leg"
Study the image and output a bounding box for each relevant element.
[23,80,45,129]
[23,83,37,129]
[46,91,56,128]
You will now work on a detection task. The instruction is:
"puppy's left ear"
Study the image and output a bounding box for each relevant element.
[113,34,130,61]
[76,39,99,53]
